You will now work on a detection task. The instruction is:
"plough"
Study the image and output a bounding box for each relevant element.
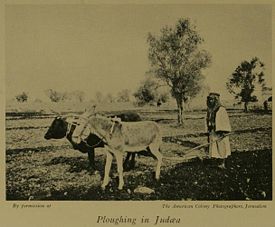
[162,132,233,162]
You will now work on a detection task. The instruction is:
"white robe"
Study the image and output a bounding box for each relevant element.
[206,107,232,159]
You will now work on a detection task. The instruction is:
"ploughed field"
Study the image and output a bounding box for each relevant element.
[6,109,272,200]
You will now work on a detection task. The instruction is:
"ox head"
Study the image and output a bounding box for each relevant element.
[44,116,68,140]
[44,106,96,141]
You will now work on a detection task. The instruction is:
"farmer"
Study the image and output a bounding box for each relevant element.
[206,92,231,169]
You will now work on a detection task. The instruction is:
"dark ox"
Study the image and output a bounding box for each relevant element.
[44,112,142,170]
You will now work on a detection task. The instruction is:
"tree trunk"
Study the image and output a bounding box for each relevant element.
[244,102,248,112]
[176,97,184,125]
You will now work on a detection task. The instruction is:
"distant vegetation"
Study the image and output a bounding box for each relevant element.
[226,57,267,112]
[44,89,85,103]
[116,89,131,103]
[15,92,28,103]
[133,76,170,106]
[12,19,271,115]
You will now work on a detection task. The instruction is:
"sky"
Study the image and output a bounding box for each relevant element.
[5,4,272,102]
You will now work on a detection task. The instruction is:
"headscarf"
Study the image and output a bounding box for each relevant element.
[206,92,222,132]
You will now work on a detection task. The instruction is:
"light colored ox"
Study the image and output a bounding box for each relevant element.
[72,114,163,190]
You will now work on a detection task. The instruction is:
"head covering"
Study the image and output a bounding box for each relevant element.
[207,92,221,108]
[208,92,220,97]
[206,92,222,132]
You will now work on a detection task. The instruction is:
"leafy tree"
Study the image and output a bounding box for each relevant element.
[147,18,211,124]
[226,57,265,112]
[117,89,130,102]
[134,77,169,106]
[15,92,28,102]
[134,78,156,105]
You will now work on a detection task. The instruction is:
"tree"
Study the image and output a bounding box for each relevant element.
[45,89,65,102]
[133,77,169,106]
[134,78,157,105]
[147,18,211,124]
[226,57,265,112]
[15,92,28,102]
[117,89,130,102]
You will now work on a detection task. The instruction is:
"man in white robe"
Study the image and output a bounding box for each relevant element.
[206,92,231,169]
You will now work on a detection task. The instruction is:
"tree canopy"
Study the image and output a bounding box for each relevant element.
[147,18,211,124]
[226,57,266,112]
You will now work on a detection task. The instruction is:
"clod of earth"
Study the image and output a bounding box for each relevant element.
[134,186,155,194]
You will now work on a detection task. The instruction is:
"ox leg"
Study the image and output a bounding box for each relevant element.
[123,152,131,171]
[123,152,136,171]
[87,149,96,170]
[149,144,162,180]
[102,149,113,190]
[129,153,136,170]
[115,152,124,190]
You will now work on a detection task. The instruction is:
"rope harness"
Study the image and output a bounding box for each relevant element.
[73,116,122,148]
[110,116,121,138]
[65,116,105,149]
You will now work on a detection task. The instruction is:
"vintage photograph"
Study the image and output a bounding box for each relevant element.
[5,4,272,201]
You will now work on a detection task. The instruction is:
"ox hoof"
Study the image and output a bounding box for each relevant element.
[118,186,124,190]
[101,182,109,190]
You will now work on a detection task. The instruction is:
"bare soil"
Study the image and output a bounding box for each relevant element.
[6,109,272,200]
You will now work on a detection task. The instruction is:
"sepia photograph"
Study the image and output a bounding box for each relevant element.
[2,1,274,226]
[5,3,272,201]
